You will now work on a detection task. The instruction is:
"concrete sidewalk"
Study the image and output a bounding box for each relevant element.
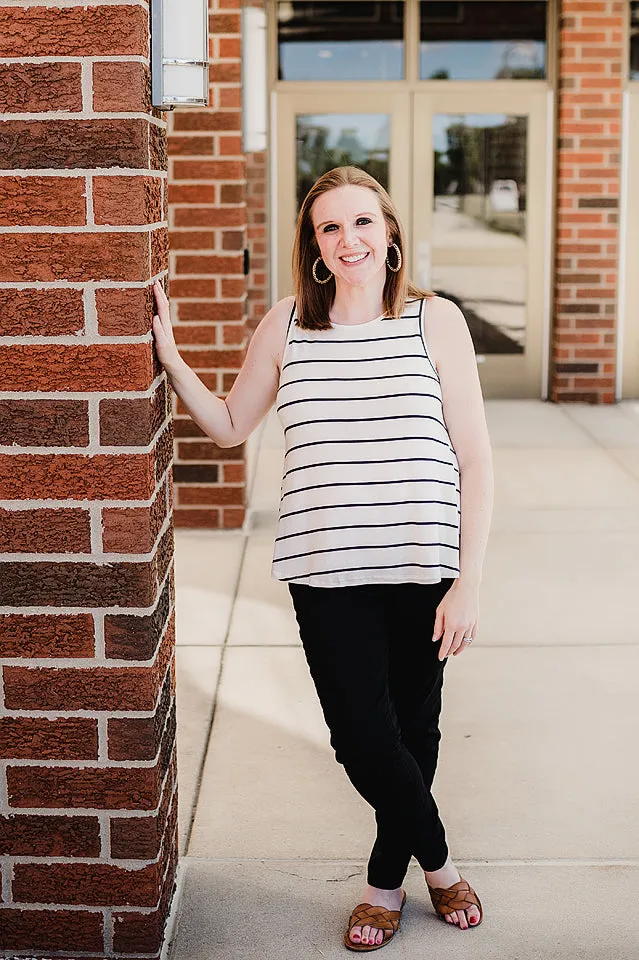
[168,401,639,960]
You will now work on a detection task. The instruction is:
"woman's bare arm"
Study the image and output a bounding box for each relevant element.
[152,282,293,447]
[423,295,494,588]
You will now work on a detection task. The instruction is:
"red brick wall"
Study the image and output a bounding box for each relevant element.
[552,0,623,402]
[168,0,248,529]
[246,149,269,332]
[0,4,177,956]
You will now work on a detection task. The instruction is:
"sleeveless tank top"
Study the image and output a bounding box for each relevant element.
[271,297,461,587]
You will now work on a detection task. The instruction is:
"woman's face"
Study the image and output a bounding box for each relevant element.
[311,185,391,288]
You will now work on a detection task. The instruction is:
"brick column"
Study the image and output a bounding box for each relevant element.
[552,0,624,402]
[0,4,177,957]
[168,0,248,530]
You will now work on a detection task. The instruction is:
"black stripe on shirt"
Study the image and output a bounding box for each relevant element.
[289,333,422,346]
[281,477,460,500]
[281,354,429,371]
[274,519,459,543]
[274,540,458,564]
[277,371,439,391]
[284,435,456,458]
[278,498,461,522]
[284,413,450,435]
[276,560,461,581]
[277,391,442,413]
[283,456,460,479]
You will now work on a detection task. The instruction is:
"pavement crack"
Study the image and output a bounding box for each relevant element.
[271,867,362,883]
[306,939,328,958]
[327,870,362,883]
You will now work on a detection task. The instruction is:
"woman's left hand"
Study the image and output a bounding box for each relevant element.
[432,580,479,660]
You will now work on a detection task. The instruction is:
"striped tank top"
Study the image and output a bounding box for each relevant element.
[271,297,461,587]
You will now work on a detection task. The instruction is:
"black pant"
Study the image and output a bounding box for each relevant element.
[289,579,453,890]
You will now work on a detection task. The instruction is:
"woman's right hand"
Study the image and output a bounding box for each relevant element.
[152,280,183,372]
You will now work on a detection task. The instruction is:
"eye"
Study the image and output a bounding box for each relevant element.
[321,223,338,233]
[356,217,372,226]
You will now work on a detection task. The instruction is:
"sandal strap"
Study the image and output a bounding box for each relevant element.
[347,903,402,934]
[428,878,482,917]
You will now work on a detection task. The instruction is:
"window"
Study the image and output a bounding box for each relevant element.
[420,1,546,80]
[278,1,404,80]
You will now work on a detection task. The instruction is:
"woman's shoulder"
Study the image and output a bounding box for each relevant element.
[421,294,467,330]
[421,295,474,370]
[252,296,296,365]
[254,296,295,338]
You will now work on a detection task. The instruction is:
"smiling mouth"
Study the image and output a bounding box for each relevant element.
[340,252,369,264]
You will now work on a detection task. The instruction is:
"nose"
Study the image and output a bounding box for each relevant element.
[342,223,358,247]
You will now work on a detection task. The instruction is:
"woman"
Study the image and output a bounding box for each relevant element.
[152,166,493,952]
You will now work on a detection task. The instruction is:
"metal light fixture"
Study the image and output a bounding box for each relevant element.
[151,0,209,108]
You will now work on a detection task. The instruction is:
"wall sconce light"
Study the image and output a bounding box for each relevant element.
[151,0,209,108]
[241,7,267,151]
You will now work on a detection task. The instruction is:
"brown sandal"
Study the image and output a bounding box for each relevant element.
[344,890,407,952]
[427,877,483,928]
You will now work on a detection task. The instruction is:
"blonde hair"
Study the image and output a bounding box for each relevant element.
[292,166,432,330]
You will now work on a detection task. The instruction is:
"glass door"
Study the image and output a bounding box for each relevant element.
[275,91,411,299]
[412,88,550,397]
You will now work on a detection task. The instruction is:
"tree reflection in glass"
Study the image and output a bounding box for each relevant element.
[296,114,390,210]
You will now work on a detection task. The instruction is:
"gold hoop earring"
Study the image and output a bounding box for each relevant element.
[312,257,333,284]
[386,242,402,273]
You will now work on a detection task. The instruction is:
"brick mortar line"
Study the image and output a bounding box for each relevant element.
[0,440,169,456]
[0,442,168,458]
[0,850,11,903]
[98,811,109,858]
[169,179,249,187]
[0,56,150,65]
[2,758,163,772]
[84,285,99,334]
[87,395,100,449]
[168,202,243,207]
[0,170,167,179]
[80,59,92,114]
[84,173,95,228]
[103,905,113,957]
[0,112,166,125]
[3,854,164,868]
[0,274,168,288]
[89,503,103,556]
[12,0,149,7]
[166,248,247,256]
[97,715,109,763]
[93,611,106,661]
[0,224,166,234]
[0,901,162,914]
[0,495,164,512]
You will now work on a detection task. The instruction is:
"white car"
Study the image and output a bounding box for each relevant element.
[489,179,519,213]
